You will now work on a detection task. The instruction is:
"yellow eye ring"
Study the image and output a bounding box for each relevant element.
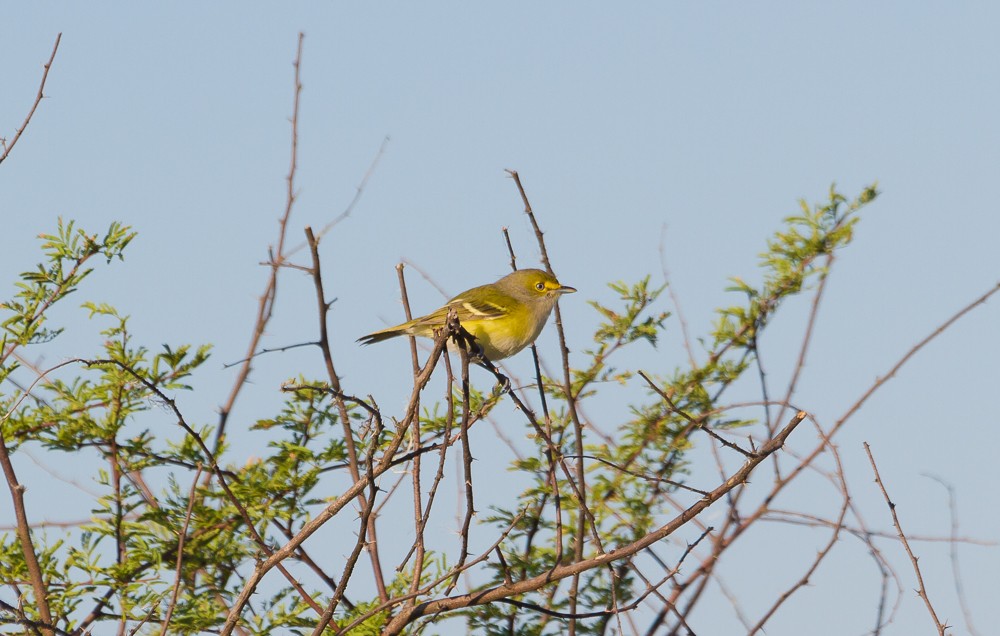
[535,282,546,291]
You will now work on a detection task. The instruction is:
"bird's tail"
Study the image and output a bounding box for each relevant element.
[357,326,407,346]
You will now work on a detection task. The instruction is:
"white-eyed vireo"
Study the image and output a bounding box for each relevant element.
[358,268,576,361]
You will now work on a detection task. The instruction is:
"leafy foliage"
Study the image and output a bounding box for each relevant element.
[0,184,882,634]
[475,184,879,634]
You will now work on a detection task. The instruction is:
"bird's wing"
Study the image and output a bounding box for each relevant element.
[448,288,509,322]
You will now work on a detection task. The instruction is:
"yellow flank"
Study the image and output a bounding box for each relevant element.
[358,269,575,362]
[463,302,530,360]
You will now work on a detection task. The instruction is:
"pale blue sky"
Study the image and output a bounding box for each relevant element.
[2,4,999,635]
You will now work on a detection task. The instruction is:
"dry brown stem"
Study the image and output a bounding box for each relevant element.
[865,443,950,635]
[0,33,61,166]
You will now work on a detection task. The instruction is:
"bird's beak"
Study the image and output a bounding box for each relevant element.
[557,285,577,294]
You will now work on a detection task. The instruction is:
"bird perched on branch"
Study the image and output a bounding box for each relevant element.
[358,268,576,362]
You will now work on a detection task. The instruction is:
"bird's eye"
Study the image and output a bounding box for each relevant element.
[535,282,546,291]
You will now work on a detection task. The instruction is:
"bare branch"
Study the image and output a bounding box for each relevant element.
[839,282,1000,432]
[658,223,697,371]
[773,253,835,434]
[221,329,454,635]
[444,346,477,595]
[637,370,752,457]
[922,474,982,635]
[0,33,61,166]
[310,415,387,634]
[81,356,324,619]
[215,32,305,449]
[286,135,390,257]
[381,411,807,634]
[506,169,592,632]
[160,464,204,635]
[500,229,566,564]
[747,440,850,633]
[0,361,81,636]
[334,509,529,635]
[864,442,949,635]
[305,224,390,602]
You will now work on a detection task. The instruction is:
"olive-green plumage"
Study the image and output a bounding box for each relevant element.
[358,269,575,361]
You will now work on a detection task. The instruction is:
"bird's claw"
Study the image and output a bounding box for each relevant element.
[493,374,511,395]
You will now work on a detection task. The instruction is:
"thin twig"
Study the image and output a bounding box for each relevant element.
[398,258,451,299]
[381,411,807,634]
[221,340,315,368]
[0,33,62,165]
[864,443,948,635]
[506,169,591,633]
[572,454,709,497]
[661,272,995,629]
[658,224,697,371]
[286,135,390,258]
[838,282,1000,434]
[747,439,849,634]
[271,519,355,608]
[82,357,324,619]
[0,362,77,636]
[334,509,529,635]
[305,225,389,601]
[215,32,304,452]
[159,464,204,635]
[310,413,387,635]
[773,254,835,435]
[393,262,431,604]
[0,600,68,636]
[111,439,126,636]
[762,508,993,547]
[395,263,421,376]
[501,230,565,563]
[221,329,454,635]
[445,343,477,594]
[637,370,752,457]
[501,227,517,272]
[922,474,981,635]
[397,344,454,580]
[630,528,714,634]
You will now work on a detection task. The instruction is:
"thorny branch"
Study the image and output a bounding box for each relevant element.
[305,226,390,602]
[219,325,455,635]
[215,33,305,452]
[506,169,591,632]
[865,443,949,636]
[0,33,62,166]
[923,474,982,635]
[381,411,807,634]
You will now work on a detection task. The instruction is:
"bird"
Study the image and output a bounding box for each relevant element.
[358,268,576,362]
